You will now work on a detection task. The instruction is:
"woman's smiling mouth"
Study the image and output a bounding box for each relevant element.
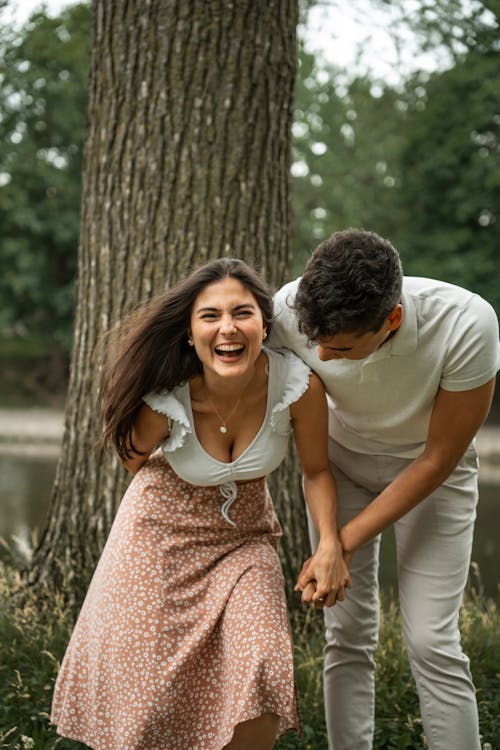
[214,343,246,360]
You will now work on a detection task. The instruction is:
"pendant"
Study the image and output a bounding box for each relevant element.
[220,425,227,433]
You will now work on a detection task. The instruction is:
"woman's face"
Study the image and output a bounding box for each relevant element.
[189,277,266,380]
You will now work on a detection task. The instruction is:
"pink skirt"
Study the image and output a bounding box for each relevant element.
[51,452,300,749]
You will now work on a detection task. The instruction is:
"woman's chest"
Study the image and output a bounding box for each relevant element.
[192,397,268,463]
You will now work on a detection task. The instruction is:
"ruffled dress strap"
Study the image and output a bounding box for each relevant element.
[143,384,191,453]
[267,347,311,436]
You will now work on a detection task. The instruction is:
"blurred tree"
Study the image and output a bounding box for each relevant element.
[391,0,499,60]
[4,0,499,344]
[29,0,304,594]
[386,1,500,313]
[396,50,500,313]
[292,43,407,272]
[292,0,500,319]
[0,3,90,349]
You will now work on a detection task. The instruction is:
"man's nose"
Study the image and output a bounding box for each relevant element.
[317,345,336,361]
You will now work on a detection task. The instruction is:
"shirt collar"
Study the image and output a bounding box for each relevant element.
[358,282,417,365]
[388,284,418,356]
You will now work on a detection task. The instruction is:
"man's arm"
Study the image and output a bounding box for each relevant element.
[339,378,496,555]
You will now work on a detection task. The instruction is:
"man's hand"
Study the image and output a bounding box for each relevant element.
[295,542,352,608]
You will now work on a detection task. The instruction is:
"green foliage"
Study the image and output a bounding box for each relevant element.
[396,0,500,59]
[1,560,498,750]
[292,45,408,273]
[0,564,88,749]
[1,0,499,362]
[395,49,500,313]
[0,335,68,406]
[293,3,500,319]
[0,3,90,350]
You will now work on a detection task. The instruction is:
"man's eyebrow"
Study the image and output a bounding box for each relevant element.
[327,345,352,352]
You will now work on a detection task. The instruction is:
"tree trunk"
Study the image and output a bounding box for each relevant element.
[29,0,306,597]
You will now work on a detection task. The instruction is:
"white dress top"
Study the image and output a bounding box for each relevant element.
[143,348,311,525]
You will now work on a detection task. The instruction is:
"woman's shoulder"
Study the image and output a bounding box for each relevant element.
[142,382,192,453]
[265,346,312,435]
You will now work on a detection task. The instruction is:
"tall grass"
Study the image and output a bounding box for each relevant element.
[1,561,498,750]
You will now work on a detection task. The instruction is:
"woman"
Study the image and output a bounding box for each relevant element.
[51,258,350,750]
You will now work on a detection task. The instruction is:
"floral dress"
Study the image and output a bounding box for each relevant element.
[51,348,310,750]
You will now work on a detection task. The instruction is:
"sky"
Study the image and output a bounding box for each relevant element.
[303,1,453,84]
[4,0,453,85]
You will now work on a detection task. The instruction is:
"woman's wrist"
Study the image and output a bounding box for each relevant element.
[317,533,342,551]
[339,524,356,555]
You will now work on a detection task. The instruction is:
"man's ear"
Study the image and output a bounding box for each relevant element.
[387,304,403,331]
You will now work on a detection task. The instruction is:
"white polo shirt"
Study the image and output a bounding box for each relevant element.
[271,277,500,458]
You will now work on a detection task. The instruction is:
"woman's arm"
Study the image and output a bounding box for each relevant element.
[290,372,351,606]
[122,403,171,474]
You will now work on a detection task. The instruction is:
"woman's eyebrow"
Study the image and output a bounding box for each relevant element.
[195,302,256,313]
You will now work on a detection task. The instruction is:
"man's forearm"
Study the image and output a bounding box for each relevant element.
[339,450,458,554]
[340,380,494,554]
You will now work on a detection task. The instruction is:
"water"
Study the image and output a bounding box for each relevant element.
[0,453,498,598]
[0,453,58,556]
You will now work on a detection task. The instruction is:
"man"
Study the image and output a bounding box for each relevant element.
[270,228,500,750]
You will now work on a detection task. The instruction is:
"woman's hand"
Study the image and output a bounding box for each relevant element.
[289,373,352,607]
[294,539,351,608]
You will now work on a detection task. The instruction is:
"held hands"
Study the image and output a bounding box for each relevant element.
[294,539,352,609]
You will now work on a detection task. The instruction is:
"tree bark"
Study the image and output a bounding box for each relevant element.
[29,0,306,598]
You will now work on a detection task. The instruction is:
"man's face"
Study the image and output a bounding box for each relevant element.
[315,305,402,361]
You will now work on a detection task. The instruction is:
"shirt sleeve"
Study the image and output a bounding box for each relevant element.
[143,389,192,452]
[268,279,300,350]
[441,294,500,391]
[269,349,311,435]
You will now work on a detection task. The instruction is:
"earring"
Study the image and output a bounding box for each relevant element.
[263,330,267,339]
[188,337,194,346]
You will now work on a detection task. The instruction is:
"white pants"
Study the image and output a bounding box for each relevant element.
[308,439,481,750]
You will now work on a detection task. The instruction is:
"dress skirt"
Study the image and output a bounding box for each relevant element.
[51,452,300,750]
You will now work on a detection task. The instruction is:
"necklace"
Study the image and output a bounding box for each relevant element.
[205,365,259,434]
[207,391,245,433]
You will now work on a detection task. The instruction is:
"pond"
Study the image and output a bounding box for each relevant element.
[0,452,498,598]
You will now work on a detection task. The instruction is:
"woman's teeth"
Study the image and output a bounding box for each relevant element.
[215,344,245,357]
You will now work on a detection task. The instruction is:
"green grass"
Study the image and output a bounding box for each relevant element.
[1,562,498,750]
[0,565,87,750]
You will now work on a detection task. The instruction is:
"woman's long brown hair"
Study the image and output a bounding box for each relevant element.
[100,258,274,460]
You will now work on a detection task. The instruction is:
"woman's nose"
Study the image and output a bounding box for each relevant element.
[219,315,237,334]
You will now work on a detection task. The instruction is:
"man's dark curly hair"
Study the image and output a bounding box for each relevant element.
[295,228,403,340]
